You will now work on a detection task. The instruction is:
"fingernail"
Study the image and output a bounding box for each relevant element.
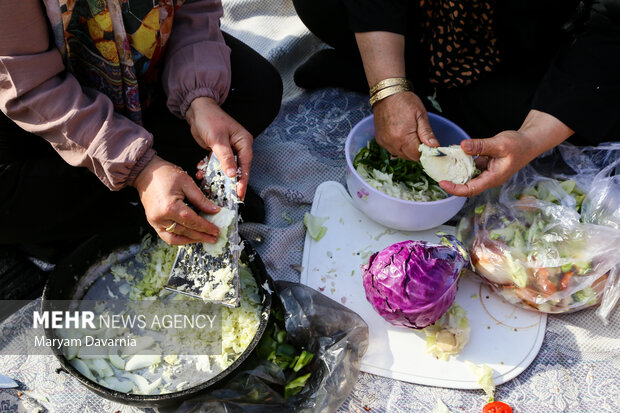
[226,168,237,177]
[209,203,221,212]
[462,140,472,151]
[429,137,439,146]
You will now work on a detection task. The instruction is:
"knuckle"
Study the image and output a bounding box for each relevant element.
[465,183,476,197]
[178,209,192,222]
[495,141,508,154]
[235,132,253,143]
[220,151,235,161]
[162,203,176,217]
[472,140,485,154]
[419,127,433,137]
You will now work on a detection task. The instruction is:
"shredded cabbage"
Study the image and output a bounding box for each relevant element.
[64,236,263,395]
[356,163,447,202]
[303,212,328,241]
[422,303,471,360]
[110,235,177,300]
[465,361,495,402]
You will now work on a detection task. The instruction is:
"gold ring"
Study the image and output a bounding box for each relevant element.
[165,222,177,233]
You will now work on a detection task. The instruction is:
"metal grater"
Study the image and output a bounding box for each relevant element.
[164,153,241,307]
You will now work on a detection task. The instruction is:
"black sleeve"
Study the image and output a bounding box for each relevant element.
[531,0,620,143]
[342,0,407,34]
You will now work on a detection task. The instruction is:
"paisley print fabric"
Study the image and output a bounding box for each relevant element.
[42,0,185,123]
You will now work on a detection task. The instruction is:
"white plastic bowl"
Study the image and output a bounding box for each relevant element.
[345,113,470,231]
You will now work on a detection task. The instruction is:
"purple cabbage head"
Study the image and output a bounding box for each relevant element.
[362,234,470,329]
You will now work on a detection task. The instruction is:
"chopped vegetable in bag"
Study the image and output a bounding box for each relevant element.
[457,143,620,319]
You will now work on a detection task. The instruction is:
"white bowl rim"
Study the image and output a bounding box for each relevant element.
[345,113,469,206]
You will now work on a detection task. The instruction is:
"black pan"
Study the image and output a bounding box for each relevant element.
[42,226,273,407]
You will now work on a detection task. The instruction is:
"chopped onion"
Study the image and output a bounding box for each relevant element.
[124,352,162,371]
[122,335,155,356]
[70,358,95,381]
[84,358,114,378]
[98,377,134,393]
[108,347,126,370]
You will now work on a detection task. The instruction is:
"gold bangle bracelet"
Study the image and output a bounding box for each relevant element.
[369,77,411,97]
[369,84,412,108]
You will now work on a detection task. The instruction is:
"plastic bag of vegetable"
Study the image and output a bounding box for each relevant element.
[361,234,470,329]
[173,281,369,413]
[457,143,620,321]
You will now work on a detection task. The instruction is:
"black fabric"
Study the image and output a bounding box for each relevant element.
[0,246,49,303]
[531,1,620,143]
[0,33,282,262]
[293,0,619,144]
[292,0,359,55]
[293,0,428,95]
[342,0,407,35]
[293,48,368,93]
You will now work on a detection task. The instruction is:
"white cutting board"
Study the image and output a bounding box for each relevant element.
[300,181,546,389]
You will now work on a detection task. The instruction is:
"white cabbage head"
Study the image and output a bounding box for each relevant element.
[419,144,476,185]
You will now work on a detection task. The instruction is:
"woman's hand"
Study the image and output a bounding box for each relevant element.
[439,130,536,197]
[133,155,221,245]
[373,91,439,160]
[354,31,438,160]
[440,110,574,197]
[186,96,253,199]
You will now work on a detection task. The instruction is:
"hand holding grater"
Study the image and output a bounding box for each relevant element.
[164,153,241,307]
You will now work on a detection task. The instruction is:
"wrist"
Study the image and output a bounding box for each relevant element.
[518,109,574,154]
[354,32,406,86]
[369,77,412,108]
[132,155,165,193]
[186,96,218,126]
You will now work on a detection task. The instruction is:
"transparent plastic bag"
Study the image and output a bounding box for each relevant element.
[173,281,369,413]
[457,143,620,321]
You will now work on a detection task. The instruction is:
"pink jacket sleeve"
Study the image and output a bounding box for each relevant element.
[163,0,232,119]
[0,0,155,191]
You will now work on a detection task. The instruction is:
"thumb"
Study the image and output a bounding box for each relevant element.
[416,112,439,147]
[461,137,503,158]
[184,181,220,214]
[211,142,238,178]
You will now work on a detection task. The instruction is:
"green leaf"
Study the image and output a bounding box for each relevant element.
[559,179,576,194]
[511,226,526,249]
[352,139,437,186]
[292,350,314,372]
[573,287,596,304]
[271,305,285,322]
[275,329,287,344]
[505,253,528,288]
[268,350,293,370]
[255,333,277,361]
[465,361,495,402]
[284,373,312,399]
[489,227,514,242]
